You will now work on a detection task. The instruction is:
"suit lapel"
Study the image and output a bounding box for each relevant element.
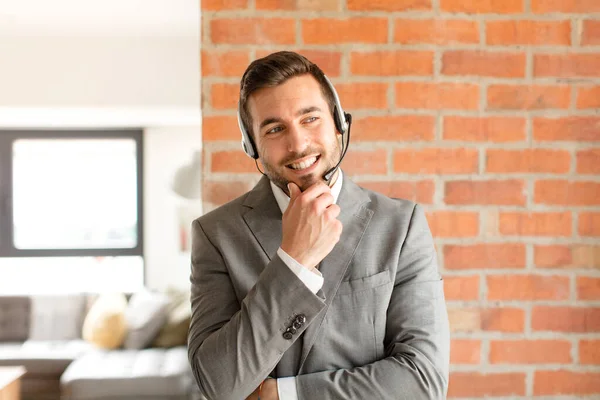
[242,176,282,262]
[298,176,373,373]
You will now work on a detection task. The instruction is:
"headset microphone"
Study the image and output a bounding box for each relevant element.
[323,112,352,183]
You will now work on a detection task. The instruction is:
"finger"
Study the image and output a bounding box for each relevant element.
[312,192,335,213]
[299,181,331,203]
[287,182,300,200]
[324,203,341,220]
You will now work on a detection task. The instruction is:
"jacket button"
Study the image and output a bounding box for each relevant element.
[283,331,293,340]
[295,314,306,324]
[288,326,297,335]
[293,321,302,329]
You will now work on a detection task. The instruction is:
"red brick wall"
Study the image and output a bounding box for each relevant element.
[200,0,600,397]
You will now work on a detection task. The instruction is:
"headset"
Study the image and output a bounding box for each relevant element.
[237,75,352,183]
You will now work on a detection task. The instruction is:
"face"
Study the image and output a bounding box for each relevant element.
[248,74,341,194]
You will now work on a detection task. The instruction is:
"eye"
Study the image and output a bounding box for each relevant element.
[265,126,283,135]
[304,116,318,124]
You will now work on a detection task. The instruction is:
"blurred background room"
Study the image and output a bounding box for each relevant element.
[0,0,599,399]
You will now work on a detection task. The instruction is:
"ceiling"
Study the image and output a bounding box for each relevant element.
[0,0,199,37]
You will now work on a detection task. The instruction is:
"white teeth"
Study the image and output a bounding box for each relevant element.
[289,156,317,170]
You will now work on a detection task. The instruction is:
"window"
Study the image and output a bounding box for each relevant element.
[0,130,143,258]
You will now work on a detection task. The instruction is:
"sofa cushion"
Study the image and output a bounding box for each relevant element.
[124,290,169,350]
[60,347,192,398]
[0,340,91,376]
[82,293,127,349]
[0,296,31,341]
[29,295,87,341]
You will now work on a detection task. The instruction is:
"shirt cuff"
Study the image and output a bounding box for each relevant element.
[277,247,324,294]
[277,377,298,400]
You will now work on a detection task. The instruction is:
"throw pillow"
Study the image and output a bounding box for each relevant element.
[82,293,127,349]
[152,289,191,348]
[123,290,169,349]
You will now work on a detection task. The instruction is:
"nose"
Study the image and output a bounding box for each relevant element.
[286,124,309,154]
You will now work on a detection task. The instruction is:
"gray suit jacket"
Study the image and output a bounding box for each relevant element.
[188,175,450,399]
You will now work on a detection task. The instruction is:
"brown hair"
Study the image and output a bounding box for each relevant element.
[238,51,336,140]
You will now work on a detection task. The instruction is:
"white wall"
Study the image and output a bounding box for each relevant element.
[0,33,201,294]
[0,36,199,108]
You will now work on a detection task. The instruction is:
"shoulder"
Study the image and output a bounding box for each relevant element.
[355,182,418,217]
[193,191,251,231]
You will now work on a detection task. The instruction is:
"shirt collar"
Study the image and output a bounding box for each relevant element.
[270,170,344,214]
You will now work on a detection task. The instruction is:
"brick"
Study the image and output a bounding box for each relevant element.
[577,149,600,174]
[487,275,570,300]
[394,19,479,45]
[442,50,526,78]
[211,18,295,45]
[445,244,526,269]
[350,51,434,76]
[445,180,526,206]
[352,116,435,142]
[203,116,241,141]
[202,0,247,10]
[302,18,388,44]
[210,83,239,110]
[359,180,434,204]
[580,212,600,236]
[534,117,600,142]
[499,212,572,236]
[448,372,526,398]
[395,82,479,110]
[534,371,600,396]
[296,50,342,77]
[342,149,388,175]
[535,245,600,269]
[336,82,388,110]
[450,339,481,364]
[534,180,600,206]
[256,50,343,77]
[487,84,570,110]
[256,0,340,10]
[348,0,431,11]
[443,275,480,300]
[486,149,570,174]
[487,20,571,45]
[427,212,479,238]
[394,148,478,175]
[577,86,600,109]
[441,0,523,13]
[534,54,600,78]
[443,116,526,142]
[578,277,600,300]
[490,340,571,364]
[582,20,600,45]
[580,340,600,364]
[211,150,257,173]
[201,50,250,77]
[532,307,600,332]
[448,307,525,332]
[203,180,255,206]
[532,0,600,13]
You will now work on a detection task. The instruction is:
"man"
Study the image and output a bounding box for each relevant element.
[188,51,450,399]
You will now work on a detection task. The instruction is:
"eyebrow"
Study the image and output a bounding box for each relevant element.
[259,106,323,130]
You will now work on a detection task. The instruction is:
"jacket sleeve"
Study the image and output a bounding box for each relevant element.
[187,219,326,400]
[295,204,450,399]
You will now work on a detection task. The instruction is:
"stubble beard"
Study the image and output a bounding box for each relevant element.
[262,140,341,194]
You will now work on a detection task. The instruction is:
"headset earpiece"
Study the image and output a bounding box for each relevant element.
[237,102,258,159]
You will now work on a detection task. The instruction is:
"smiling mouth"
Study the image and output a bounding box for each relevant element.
[286,155,320,171]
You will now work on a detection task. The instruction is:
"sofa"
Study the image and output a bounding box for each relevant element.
[0,293,200,400]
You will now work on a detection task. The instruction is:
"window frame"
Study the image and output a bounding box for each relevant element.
[0,129,144,258]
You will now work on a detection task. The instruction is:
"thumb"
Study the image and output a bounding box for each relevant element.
[287,182,299,199]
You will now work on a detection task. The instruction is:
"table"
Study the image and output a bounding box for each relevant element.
[0,367,26,400]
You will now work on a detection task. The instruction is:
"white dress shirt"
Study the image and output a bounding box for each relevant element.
[269,171,343,400]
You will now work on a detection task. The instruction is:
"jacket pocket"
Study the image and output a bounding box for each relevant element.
[337,269,391,295]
